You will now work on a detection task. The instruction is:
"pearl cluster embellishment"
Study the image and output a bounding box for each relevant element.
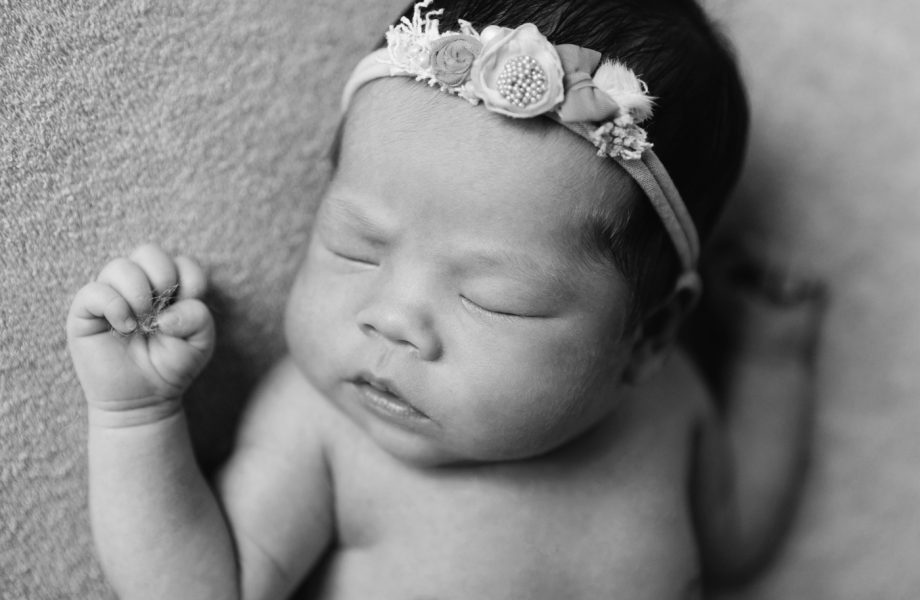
[496,55,548,107]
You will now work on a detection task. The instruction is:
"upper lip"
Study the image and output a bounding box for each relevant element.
[358,372,399,395]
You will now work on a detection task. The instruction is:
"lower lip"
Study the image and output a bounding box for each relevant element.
[355,382,430,423]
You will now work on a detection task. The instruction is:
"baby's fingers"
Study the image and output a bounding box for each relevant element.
[174,255,207,301]
[147,299,216,388]
[155,299,215,354]
[128,245,207,302]
[96,257,155,318]
[67,282,138,338]
[130,244,180,297]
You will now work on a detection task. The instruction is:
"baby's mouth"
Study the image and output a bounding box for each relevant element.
[354,373,430,420]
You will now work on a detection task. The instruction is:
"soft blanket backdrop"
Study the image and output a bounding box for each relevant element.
[1,1,918,598]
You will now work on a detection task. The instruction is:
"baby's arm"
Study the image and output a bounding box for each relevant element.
[67,244,237,598]
[214,357,335,599]
[67,245,331,599]
[684,245,826,586]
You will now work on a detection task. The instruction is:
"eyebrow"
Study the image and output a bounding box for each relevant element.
[322,192,393,243]
[464,247,579,300]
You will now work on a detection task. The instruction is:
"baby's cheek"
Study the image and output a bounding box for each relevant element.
[285,272,334,364]
[443,355,575,460]
[476,336,624,454]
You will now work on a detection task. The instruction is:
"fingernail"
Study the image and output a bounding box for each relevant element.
[157,312,175,329]
[123,319,137,332]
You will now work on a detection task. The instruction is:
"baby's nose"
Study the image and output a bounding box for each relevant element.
[358,303,442,361]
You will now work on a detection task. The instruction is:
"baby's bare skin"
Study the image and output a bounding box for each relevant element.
[239,353,707,600]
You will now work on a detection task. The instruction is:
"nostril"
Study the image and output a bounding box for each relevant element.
[419,339,443,362]
[358,308,440,360]
[360,320,415,349]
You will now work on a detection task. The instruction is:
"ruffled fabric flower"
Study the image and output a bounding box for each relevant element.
[430,34,482,88]
[388,36,432,73]
[385,0,444,75]
[469,24,565,118]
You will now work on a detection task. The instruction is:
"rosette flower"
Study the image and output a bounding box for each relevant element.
[430,34,482,87]
[469,24,565,118]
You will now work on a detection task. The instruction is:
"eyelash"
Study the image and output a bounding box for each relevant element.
[460,295,523,320]
[330,249,378,266]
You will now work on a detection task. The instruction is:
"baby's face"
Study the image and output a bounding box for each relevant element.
[286,80,641,466]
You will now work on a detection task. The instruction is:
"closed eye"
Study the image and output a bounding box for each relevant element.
[330,249,378,266]
[460,295,527,320]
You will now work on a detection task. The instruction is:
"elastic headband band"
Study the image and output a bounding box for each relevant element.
[339,1,700,273]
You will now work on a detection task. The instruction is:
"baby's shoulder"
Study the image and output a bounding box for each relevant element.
[252,356,323,406]
[635,348,713,429]
[616,348,712,440]
[583,349,713,484]
[234,356,341,454]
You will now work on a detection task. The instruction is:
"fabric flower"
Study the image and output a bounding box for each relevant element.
[469,24,565,118]
[430,34,482,87]
[387,34,433,74]
[384,0,443,74]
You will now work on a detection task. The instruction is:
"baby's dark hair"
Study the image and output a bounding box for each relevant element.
[393,0,749,319]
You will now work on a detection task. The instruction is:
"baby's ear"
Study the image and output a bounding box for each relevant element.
[623,273,701,384]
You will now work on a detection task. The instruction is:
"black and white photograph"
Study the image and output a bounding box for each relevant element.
[1,1,918,598]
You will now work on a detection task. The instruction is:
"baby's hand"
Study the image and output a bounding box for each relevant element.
[701,243,827,358]
[685,240,828,397]
[67,244,215,425]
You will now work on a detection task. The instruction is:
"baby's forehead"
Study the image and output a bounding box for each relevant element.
[340,77,637,220]
[343,78,551,156]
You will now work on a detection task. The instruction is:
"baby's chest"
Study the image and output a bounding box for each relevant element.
[313,449,699,599]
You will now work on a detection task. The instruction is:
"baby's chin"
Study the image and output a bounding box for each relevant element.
[364,416,610,470]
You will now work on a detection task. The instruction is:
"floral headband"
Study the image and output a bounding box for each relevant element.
[341,0,700,274]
